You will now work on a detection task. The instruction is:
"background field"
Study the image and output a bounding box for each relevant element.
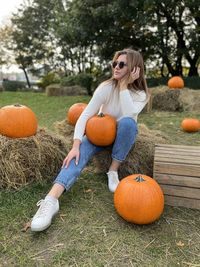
[0,91,200,267]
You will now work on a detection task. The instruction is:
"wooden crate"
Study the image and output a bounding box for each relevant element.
[153,144,200,210]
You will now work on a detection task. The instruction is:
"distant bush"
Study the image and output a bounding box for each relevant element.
[2,80,26,91]
[147,76,200,89]
[61,73,93,95]
[37,72,60,90]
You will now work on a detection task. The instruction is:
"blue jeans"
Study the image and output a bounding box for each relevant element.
[54,117,138,191]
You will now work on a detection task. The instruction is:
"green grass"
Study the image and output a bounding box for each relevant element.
[0,91,200,267]
[0,91,90,130]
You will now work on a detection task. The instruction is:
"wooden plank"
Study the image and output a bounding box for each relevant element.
[164,195,200,210]
[155,144,200,151]
[159,184,200,199]
[154,156,200,165]
[155,150,200,157]
[154,162,200,177]
[154,174,200,188]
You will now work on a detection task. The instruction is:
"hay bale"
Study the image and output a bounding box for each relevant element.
[0,129,70,189]
[46,84,87,96]
[46,84,63,96]
[152,89,182,111]
[54,121,168,178]
[92,124,168,178]
[53,120,74,145]
[151,86,200,112]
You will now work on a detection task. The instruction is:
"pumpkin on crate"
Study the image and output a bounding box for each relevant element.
[86,113,117,146]
[0,104,38,138]
[67,103,87,126]
[168,76,184,89]
[114,174,164,225]
[181,118,200,133]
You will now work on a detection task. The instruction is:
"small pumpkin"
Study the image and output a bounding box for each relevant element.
[0,104,38,138]
[86,113,117,146]
[181,118,200,133]
[114,174,164,225]
[168,76,184,89]
[67,103,87,126]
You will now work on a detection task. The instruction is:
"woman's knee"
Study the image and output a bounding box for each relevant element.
[117,117,138,133]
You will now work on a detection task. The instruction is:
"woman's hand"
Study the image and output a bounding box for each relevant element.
[119,67,140,90]
[62,139,81,168]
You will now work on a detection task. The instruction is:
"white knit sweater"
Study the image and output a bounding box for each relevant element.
[74,82,148,141]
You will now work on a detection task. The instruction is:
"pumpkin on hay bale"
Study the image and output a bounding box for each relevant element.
[0,129,70,189]
[0,104,38,138]
[168,76,184,89]
[54,121,168,178]
[67,102,87,126]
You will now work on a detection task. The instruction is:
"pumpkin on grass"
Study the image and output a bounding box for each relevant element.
[114,174,164,225]
[86,113,117,146]
[0,104,38,138]
[181,118,200,133]
[67,103,87,126]
[168,76,184,89]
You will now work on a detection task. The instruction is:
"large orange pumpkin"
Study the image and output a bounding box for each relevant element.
[67,103,87,126]
[181,118,200,133]
[0,104,38,138]
[114,174,164,225]
[168,76,184,89]
[85,113,117,146]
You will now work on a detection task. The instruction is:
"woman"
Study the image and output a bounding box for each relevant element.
[31,48,149,232]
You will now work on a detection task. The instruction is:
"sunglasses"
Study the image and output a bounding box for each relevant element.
[112,61,127,69]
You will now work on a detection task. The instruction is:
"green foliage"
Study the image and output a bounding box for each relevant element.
[2,80,26,91]
[38,72,61,89]
[61,73,94,95]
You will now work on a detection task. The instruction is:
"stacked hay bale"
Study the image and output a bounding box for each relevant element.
[54,120,168,178]
[151,86,200,112]
[0,129,70,189]
[46,84,87,96]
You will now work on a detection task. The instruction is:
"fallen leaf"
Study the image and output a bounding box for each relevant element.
[22,221,31,232]
[176,241,185,247]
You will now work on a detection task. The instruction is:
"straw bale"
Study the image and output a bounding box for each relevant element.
[0,129,70,189]
[92,124,168,178]
[53,120,74,144]
[151,86,200,112]
[54,121,168,179]
[46,84,87,96]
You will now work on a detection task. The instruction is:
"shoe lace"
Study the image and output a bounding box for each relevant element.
[34,199,53,218]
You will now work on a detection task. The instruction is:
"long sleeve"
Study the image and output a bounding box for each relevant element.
[73,84,109,141]
[119,89,147,117]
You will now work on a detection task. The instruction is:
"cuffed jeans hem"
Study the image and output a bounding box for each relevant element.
[111,155,124,163]
[53,181,70,192]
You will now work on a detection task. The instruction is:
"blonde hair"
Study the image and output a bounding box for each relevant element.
[104,48,149,98]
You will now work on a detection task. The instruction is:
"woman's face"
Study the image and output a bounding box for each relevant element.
[112,54,128,81]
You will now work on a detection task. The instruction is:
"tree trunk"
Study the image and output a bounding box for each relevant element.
[22,67,31,88]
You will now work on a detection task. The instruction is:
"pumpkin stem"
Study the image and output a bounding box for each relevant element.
[135,175,145,182]
[98,112,105,117]
[14,103,22,107]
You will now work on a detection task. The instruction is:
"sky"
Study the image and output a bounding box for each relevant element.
[0,0,25,73]
[0,0,24,25]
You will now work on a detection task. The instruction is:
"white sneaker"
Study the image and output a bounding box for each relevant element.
[31,198,59,232]
[106,171,120,193]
